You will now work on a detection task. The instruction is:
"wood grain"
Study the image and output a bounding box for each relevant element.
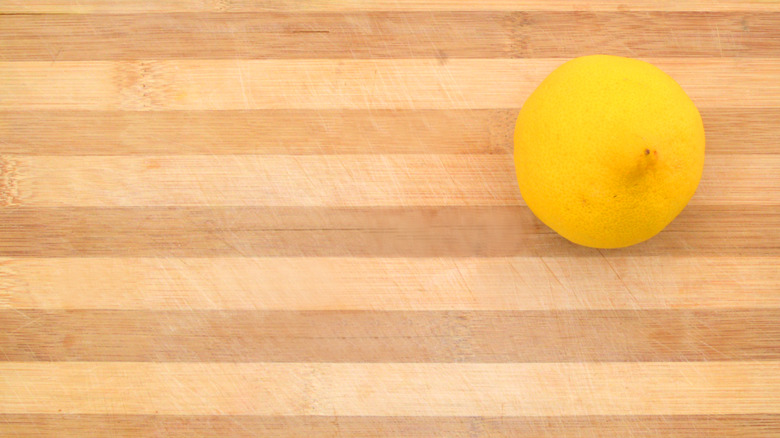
[0,206,777,257]
[2,309,779,362]
[2,109,777,155]
[4,0,780,13]
[2,59,780,110]
[2,362,779,415]
[3,12,779,60]
[1,414,779,438]
[2,1,779,435]
[3,256,778,310]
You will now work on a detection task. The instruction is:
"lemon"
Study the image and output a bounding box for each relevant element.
[514,55,705,248]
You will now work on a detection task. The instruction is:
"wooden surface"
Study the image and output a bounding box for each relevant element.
[1,1,779,436]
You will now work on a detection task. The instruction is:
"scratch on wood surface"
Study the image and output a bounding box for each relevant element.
[235,60,254,109]
[453,260,477,305]
[539,256,565,290]
[598,249,639,309]
[715,22,725,57]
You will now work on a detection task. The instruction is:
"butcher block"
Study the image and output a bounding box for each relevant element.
[1,1,779,436]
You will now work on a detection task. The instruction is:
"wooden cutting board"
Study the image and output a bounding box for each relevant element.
[1,1,779,436]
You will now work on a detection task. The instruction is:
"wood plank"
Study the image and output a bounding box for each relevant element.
[2,109,777,156]
[702,109,780,154]
[0,206,776,257]
[1,309,778,362]
[1,414,778,438]
[7,12,513,60]
[3,0,779,13]
[1,362,778,415]
[2,59,779,110]
[0,154,520,207]
[0,110,512,155]
[0,154,776,207]
[3,12,778,61]
[2,256,779,311]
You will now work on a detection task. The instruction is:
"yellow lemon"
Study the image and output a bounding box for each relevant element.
[514,55,705,248]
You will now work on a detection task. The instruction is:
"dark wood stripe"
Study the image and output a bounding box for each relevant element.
[0,110,512,155]
[4,0,780,13]
[0,415,778,437]
[1,309,778,362]
[1,12,778,60]
[702,108,780,154]
[1,109,776,155]
[0,206,777,257]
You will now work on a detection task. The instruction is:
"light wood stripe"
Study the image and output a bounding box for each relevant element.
[1,414,778,438]
[2,309,778,362]
[0,155,776,207]
[3,12,778,61]
[3,0,779,13]
[1,362,778,415]
[1,154,520,207]
[2,109,777,156]
[2,59,779,110]
[0,206,777,257]
[2,256,778,311]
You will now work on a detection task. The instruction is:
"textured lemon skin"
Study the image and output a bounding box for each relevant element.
[514,55,705,248]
